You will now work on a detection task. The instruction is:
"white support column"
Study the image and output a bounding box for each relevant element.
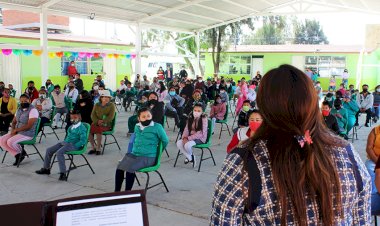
[195,32,201,76]
[40,9,48,86]
[134,24,142,78]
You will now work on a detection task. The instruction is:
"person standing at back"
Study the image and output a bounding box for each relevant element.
[210,64,370,225]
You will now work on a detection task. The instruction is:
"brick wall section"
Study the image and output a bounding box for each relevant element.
[3,10,69,26]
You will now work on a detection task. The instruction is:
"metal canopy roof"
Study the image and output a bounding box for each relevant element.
[0,0,379,33]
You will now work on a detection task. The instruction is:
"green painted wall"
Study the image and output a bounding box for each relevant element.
[1,37,133,91]
[204,51,379,90]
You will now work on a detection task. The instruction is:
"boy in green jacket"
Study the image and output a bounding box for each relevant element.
[115,107,169,191]
[36,110,87,181]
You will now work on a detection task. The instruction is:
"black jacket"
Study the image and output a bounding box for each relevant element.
[323,114,340,134]
[149,101,164,125]
[179,69,188,79]
[74,78,84,93]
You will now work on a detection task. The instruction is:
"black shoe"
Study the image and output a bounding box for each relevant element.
[53,126,58,129]
[58,173,67,181]
[13,153,26,166]
[365,123,370,127]
[354,122,359,126]
[36,168,51,175]
[88,150,96,155]
[96,151,101,155]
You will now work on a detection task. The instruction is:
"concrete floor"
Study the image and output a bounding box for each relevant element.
[0,104,375,226]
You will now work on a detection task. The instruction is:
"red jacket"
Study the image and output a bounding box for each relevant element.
[25,88,39,102]
[68,66,78,76]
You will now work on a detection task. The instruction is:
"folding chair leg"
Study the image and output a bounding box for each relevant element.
[112,134,121,150]
[208,148,216,166]
[135,174,141,186]
[2,150,7,163]
[66,155,74,180]
[375,216,378,226]
[33,144,44,162]
[226,124,231,136]
[164,148,170,158]
[144,172,150,191]
[102,135,108,155]
[175,131,182,143]
[232,115,237,129]
[219,124,223,139]
[173,150,181,167]
[198,148,204,172]
[166,117,169,128]
[155,170,169,192]
[81,154,95,174]
[52,127,60,140]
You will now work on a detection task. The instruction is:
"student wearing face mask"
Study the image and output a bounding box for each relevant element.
[8,83,16,98]
[115,107,168,191]
[355,84,374,127]
[227,110,262,153]
[331,99,349,139]
[321,101,340,135]
[164,87,185,127]
[71,90,93,127]
[235,78,248,115]
[0,94,38,165]
[32,89,52,133]
[237,100,252,130]
[24,81,39,102]
[176,103,208,168]
[64,81,79,104]
[36,110,87,181]
[51,85,68,129]
[0,88,17,135]
[127,93,150,134]
[45,79,54,97]
[315,81,323,100]
[210,95,226,134]
[183,90,206,116]
[74,74,83,93]
[195,76,206,93]
[373,85,380,123]
[342,93,359,133]
[219,86,229,104]
[324,92,335,108]
[247,85,257,108]
[67,61,78,78]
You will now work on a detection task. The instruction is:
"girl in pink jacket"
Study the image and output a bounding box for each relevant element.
[176,103,208,168]
[235,79,248,114]
[210,95,226,134]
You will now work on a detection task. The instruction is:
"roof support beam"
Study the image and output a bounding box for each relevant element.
[40,0,64,8]
[221,0,259,12]
[0,2,41,13]
[194,3,240,17]
[139,0,208,22]
[159,16,208,27]
[178,10,224,23]
[124,0,167,10]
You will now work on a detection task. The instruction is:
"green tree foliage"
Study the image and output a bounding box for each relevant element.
[293,19,329,44]
[242,16,287,45]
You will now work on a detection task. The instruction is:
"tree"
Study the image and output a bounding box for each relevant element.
[293,19,329,44]
[203,18,255,74]
[242,16,287,45]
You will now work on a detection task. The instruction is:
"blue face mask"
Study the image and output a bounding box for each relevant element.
[169,91,176,96]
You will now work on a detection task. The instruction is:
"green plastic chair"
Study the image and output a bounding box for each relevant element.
[216,103,231,139]
[2,118,43,167]
[102,112,121,155]
[136,142,169,192]
[174,119,216,172]
[39,106,60,143]
[50,123,95,180]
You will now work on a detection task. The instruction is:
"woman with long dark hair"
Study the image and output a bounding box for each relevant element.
[210,64,370,225]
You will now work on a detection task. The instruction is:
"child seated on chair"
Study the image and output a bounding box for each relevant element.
[235,100,251,133]
[176,103,208,168]
[210,95,226,134]
[115,107,168,191]
[227,110,262,153]
[35,110,87,181]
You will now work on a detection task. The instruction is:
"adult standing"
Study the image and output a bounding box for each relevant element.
[254,71,262,82]
[210,64,370,225]
[74,74,84,93]
[157,67,165,82]
[179,66,188,80]
[165,65,173,83]
[342,69,349,88]
[67,61,78,78]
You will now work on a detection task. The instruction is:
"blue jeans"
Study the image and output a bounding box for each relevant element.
[366,159,377,194]
[44,141,77,173]
[374,106,379,119]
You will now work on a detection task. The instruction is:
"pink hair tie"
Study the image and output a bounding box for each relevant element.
[295,130,313,148]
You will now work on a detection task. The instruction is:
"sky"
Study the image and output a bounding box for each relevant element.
[69,12,380,46]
